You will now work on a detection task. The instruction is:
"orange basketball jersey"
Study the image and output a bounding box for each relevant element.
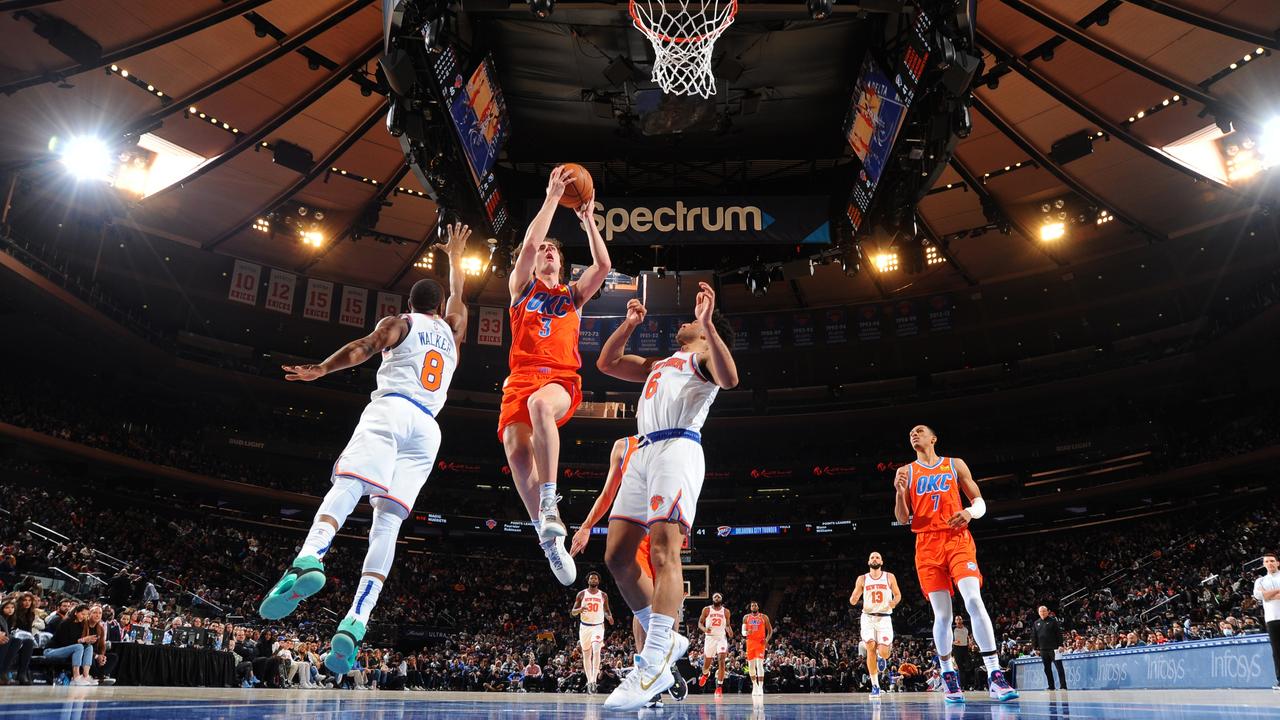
[907,456,964,533]
[509,279,581,373]
[743,613,767,643]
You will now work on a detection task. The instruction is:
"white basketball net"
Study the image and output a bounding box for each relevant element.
[629,0,738,98]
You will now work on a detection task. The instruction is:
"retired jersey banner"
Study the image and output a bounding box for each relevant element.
[228,260,261,306]
[824,307,848,344]
[264,269,296,314]
[375,291,402,319]
[791,312,815,347]
[339,286,368,328]
[477,306,504,346]
[303,279,334,322]
[540,196,831,246]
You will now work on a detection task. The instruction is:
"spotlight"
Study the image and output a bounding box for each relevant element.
[527,0,553,18]
[1039,222,1066,241]
[1259,116,1280,160]
[745,262,770,297]
[301,230,324,247]
[253,217,271,233]
[462,255,485,276]
[56,135,115,181]
[807,0,833,20]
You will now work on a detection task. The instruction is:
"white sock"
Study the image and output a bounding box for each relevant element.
[870,673,879,688]
[639,613,675,669]
[634,606,652,633]
[347,576,383,625]
[540,482,557,505]
[982,653,1001,673]
[298,522,336,561]
[940,656,955,673]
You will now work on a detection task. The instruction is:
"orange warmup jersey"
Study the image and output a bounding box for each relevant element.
[498,278,584,440]
[907,456,983,596]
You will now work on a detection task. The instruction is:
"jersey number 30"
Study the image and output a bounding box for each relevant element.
[420,350,444,391]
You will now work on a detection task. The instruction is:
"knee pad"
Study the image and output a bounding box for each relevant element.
[318,477,364,528]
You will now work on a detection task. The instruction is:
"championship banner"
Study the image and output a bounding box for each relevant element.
[540,196,831,246]
[791,312,815,347]
[824,307,848,344]
[477,306,504,346]
[228,259,261,306]
[663,316,683,353]
[635,318,662,354]
[892,299,920,337]
[303,279,333,322]
[579,316,616,353]
[729,316,751,352]
[927,294,955,333]
[856,304,882,341]
[375,291,402,319]
[264,269,296,315]
[757,314,784,351]
[339,286,368,328]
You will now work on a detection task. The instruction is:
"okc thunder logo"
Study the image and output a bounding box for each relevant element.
[485,519,497,530]
[649,495,664,512]
[717,526,732,537]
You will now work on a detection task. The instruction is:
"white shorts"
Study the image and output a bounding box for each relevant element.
[703,635,729,657]
[333,395,441,516]
[609,437,704,530]
[579,623,604,647]
[860,614,894,645]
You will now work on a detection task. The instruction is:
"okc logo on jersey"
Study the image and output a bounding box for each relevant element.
[525,291,572,318]
[914,473,953,495]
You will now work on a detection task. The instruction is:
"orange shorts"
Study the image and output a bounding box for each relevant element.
[914,528,983,597]
[497,369,583,442]
[746,640,766,661]
[637,535,653,579]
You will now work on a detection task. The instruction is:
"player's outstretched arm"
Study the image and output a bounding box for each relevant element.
[596,299,655,382]
[282,315,406,381]
[849,574,865,607]
[571,189,611,308]
[893,466,912,525]
[510,167,571,298]
[441,222,471,347]
[694,283,738,389]
[570,438,628,556]
[947,457,985,528]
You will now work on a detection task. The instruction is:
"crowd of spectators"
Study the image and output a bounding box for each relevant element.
[2,460,1277,693]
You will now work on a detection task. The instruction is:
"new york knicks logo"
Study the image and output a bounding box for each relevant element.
[650,495,664,512]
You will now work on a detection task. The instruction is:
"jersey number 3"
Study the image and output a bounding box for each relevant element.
[420,350,444,391]
[538,317,553,337]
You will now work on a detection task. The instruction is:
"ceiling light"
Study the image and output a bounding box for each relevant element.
[1039,222,1066,241]
[873,252,898,273]
[807,0,833,20]
[301,230,324,247]
[57,135,115,181]
[527,0,553,18]
[461,255,484,276]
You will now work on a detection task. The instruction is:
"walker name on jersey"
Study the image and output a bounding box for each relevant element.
[523,291,572,318]
[397,328,454,356]
[914,473,953,495]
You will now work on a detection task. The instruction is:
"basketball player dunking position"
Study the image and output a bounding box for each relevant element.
[742,601,773,697]
[501,166,610,585]
[259,225,471,676]
[571,571,613,694]
[848,551,901,699]
[697,594,732,696]
[597,286,738,711]
[894,425,1018,703]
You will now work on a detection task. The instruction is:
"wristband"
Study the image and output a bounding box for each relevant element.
[967,497,986,520]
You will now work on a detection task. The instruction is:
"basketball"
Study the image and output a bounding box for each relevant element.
[557,162,594,209]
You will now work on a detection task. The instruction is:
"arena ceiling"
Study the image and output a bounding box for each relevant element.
[0,0,1276,311]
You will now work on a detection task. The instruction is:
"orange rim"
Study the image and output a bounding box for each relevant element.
[628,0,738,45]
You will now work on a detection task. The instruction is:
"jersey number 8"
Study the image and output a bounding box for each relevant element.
[420,350,444,391]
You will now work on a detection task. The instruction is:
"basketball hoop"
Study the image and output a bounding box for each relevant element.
[629,0,738,98]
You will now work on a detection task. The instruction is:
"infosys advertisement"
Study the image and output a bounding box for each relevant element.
[537,196,831,246]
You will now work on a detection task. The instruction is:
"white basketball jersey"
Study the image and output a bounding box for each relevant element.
[862,572,893,614]
[706,606,728,638]
[370,313,458,416]
[636,351,719,436]
[580,589,605,624]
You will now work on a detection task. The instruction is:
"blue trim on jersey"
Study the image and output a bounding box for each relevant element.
[386,392,435,418]
[579,621,603,627]
[511,279,536,308]
[637,428,701,446]
[915,456,945,469]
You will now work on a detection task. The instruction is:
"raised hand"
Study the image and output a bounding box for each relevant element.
[575,189,597,228]
[570,526,590,557]
[442,222,471,259]
[547,165,573,202]
[282,364,326,382]
[894,466,910,494]
[694,281,716,326]
[624,298,647,327]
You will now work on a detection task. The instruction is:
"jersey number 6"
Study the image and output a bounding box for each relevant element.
[644,372,662,399]
[420,350,444,391]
